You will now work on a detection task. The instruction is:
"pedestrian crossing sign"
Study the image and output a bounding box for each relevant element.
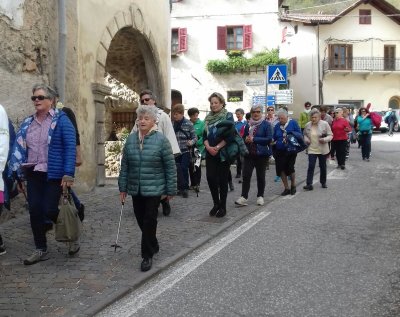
[267,64,287,84]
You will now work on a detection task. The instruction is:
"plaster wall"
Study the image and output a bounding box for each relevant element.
[171,0,280,115]
[77,0,171,190]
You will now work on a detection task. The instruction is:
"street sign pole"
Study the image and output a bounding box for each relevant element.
[265,66,269,109]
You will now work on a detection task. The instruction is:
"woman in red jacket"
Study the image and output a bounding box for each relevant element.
[331,108,352,170]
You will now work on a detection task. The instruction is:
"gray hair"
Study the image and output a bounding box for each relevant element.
[32,84,58,100]
[251,105,263,113]
[310,108,321,117]
[136,105,158,121]
[276,109,288,117]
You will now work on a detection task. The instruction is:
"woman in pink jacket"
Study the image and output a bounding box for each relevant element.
[331,108,352,170]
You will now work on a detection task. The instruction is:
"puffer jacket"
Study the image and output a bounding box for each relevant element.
[9,109,76,180]
[242,121,273,157]
[118,129,177,197]
[273,119,302,151]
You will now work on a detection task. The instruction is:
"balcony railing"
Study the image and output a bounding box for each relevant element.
[323,57,400,72]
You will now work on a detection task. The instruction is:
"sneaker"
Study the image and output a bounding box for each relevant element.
[23,250,49,265]
[235,196,248,206]
[68,241,80,256]
[256,197,264,206]
[274,176,281,182]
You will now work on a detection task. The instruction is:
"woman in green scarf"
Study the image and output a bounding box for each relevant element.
[203,92,234,218]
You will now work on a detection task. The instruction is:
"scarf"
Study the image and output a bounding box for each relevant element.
[204,108,228,126]
[249,118,263,136]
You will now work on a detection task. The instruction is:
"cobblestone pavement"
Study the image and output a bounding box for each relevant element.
[0,154,312,317]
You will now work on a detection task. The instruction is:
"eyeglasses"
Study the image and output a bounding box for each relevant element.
[31,95,49,101]
[267,109,274,111]
[140,98,151,104]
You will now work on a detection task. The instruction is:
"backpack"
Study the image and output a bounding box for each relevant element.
[369,112,381,129]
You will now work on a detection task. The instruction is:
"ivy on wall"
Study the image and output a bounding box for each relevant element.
[206,49,287,74]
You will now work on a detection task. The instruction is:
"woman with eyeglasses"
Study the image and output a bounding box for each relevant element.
[203,92,234,218]
[8,84,77,265]
[331,108,352,169]
[235,105,272,206]
[355,107,373,161]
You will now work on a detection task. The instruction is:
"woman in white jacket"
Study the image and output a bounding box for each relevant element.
[303,108,333,191]
[0,104,10,255]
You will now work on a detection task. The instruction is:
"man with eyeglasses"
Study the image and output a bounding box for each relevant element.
[132,90,180,216]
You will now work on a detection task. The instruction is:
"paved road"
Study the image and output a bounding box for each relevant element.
[97,133,400,317]
[0,144,311,316]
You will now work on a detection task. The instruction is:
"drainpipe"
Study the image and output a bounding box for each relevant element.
[57,0,67,102]
[317,23,322,104]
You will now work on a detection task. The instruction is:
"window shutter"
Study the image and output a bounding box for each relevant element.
[178,28,187,52]
[292,57,297,75]
[243,25,252,49]
[217,26,227,50]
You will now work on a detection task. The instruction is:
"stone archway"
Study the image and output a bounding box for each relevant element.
[91,5,164,186]
[389,96,400,109]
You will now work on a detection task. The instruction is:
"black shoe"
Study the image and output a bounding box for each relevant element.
[209,204,219,216]
[281,189,290,196]
[340,165,345,170]
[182,190,189,198]
[77,204,85,222]
[290,186,296,195]
[229,181,234,191]
[161,200,171,216]
[303,185,313,191]
[153,243,160,254]
[141,258,152,272]
[321,183,328,189]
[215,207,226,218]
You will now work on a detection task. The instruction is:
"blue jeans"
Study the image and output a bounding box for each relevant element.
[307,154,327,186]
[175,152,190,191]
[359,133,372,159]
[26,171,63,251]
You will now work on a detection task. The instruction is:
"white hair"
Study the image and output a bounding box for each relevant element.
[136,105,158,121]
[276,109,288,117]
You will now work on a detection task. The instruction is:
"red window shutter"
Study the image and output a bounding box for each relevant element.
[217,26,227,50]
[178,28,187,52]
[243,25,252,49]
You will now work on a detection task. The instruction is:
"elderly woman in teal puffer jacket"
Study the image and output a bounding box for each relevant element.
[119,105,176,272]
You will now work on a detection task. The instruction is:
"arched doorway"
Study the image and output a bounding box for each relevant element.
[389,96,400,109]
[92,7,164,186]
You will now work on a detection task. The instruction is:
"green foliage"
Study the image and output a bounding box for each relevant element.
[206,49,287,74]
[228,96,241,102]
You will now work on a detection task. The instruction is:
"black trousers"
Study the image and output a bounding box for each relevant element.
[26,171,62,251]
[306,154,327,186]
[241,155,268,199]
[132,195,161,259]
[206,155,230,209]
[331,140,347,166]
[189,161,202,187]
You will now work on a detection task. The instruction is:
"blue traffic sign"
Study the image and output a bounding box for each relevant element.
[267,64,287,84]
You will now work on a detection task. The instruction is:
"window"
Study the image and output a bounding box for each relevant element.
[171,28,187,55]
[227,91,243,102]
[384,45,396,70]
[217,25,252,50]
[329,44,353,70]
[359,9,371,24]
[289,57,297,75]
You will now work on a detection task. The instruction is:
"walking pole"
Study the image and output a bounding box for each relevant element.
[111,201,125,252]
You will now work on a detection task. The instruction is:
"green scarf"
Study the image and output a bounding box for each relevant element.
[204,108,228,126]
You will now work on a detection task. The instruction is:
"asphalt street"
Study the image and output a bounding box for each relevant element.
[97,133,400,317]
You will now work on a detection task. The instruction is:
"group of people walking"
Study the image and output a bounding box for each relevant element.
[0,87,379,274]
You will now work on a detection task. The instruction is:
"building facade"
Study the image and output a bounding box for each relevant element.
[280,0,400,115]
[0,0,171,190]
[171,0,283,117]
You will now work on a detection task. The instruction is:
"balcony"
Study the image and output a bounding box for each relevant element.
[323,57,400,75]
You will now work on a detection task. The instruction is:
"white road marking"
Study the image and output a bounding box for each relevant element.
[96,211,271,317]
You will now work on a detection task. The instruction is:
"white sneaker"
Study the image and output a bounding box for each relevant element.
[235,196,248,206]
[257,197,264,206]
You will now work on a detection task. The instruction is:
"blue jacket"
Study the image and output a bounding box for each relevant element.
[9,109,76,180]
[242,121,273,157]
[273,119,302,151]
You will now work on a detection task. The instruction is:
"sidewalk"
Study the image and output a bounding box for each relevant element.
[0,154,310,317]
